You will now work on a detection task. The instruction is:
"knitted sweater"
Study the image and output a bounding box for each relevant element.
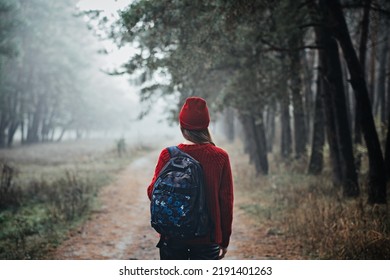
[147,143,234,248]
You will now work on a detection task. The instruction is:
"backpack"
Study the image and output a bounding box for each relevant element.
[150,146,212,239]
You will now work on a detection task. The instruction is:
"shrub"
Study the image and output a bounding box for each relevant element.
[0,165,100,259]
[284,180,390,259]
[230,144,390,260]
[0,162,22,209]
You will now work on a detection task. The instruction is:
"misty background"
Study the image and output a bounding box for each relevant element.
[0,0,181,148]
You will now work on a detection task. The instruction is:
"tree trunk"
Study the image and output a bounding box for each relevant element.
[280,54,292,160]
[324,0,387,204]
[308,64,325,175]
[7,121,19,147]
[56,127,67,142]
[26,97,43,144]
[252,115,268,175]
[315,8,360,197]
[0,115,6,148]
[341,58,352,130]
[369,23,377,115]
[266,103,276,153]
[387,42,390,130]
[302,49,315,140]
[358,0,371,81]
[325,36,360,197]
[239,112,269,175]
[281,98,292,160]
[322,68,343,186]
[385,112,390,181]
[386,44,390,178]
[354,0,371,173]
[239,114,259,169]
[376,21,389,137]
[5,88,21,147]
[20,119,25,144]
[289,47,308,159]
[223,107,235,142]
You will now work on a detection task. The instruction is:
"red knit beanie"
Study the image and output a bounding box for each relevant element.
[179,97,210,130]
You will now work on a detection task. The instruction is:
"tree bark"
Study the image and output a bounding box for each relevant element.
[302,49,315,140]
[223,107,235,142]
[386,39,390,178]
[26,96,44,144]
[0,114,8,148]
[7,120,19,147]
[56,127,67,142]
[239,111,269,175]
[341,58,352,132]
[376,20,389,136]
[280,54,292,160]
[322,67,343,186]
[323,0,387,204]
[289,46,308,159]
[266,103,276,153]
[281,98,292,160]
[387,41,390,130]
[239,114,256,165]
[317,33,359,196]
[325,36,360,197]
[354,0,371,172]
[308,64,325,175]
[385,112,390,181]
[369,23,377,115]
[252,115,269,175]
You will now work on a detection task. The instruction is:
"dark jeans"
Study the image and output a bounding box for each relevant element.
[157,239,220,260]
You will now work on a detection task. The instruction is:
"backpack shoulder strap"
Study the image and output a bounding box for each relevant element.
[167,146,180,158]
[167,146,199,163]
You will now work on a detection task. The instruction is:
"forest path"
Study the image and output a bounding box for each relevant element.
[52,147,304,260]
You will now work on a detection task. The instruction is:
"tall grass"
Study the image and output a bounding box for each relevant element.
[0,162,101,259]
[284,178,390,259]
[229,141,390,259]
[0,140,150,259]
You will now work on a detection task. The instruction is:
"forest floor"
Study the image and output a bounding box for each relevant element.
[50,144,306,260]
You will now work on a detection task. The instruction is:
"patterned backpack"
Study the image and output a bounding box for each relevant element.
[150,146,211,239]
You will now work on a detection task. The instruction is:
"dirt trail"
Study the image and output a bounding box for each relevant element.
[52,148,304,260]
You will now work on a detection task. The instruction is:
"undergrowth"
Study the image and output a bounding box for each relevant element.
[0,164,104,259]
[229,141,390,260]
[0,141,147,259]
[283,179,390,259]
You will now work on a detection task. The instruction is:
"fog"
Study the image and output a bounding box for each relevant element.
[70,0,181,145]
[0,0,182,148]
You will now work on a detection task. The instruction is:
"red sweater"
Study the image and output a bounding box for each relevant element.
[147,143,234,248]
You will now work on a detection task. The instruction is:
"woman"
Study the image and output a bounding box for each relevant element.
[147,96,234,260]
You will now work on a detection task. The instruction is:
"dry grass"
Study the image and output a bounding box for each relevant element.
[0,168,100,259]
[0,138,149,185]
[284,179,390,259]
[224,139,390,260]
[0,138,151,259]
